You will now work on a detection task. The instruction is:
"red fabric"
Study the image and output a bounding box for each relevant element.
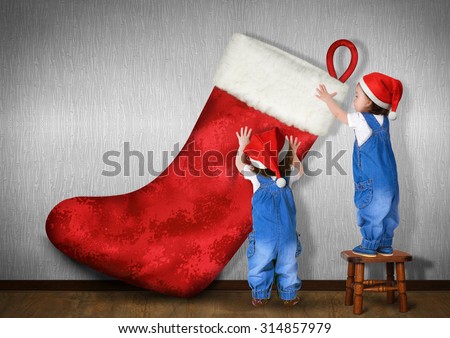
[326,39,358,83]
[361,72,403,112]
[244,126,288,179]
[46,87,318,297]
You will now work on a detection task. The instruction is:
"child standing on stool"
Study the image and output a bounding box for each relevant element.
[235,126,303,306]
[316,72,403,258]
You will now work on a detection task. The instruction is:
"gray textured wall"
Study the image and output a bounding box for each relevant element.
[1,0,449,281]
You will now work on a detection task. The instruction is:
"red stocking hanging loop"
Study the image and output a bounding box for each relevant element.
[326,39,358,83]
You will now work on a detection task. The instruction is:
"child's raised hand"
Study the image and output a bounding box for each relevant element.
[287,135,301,153]
[236,126,252,148]
[315,84,337,102]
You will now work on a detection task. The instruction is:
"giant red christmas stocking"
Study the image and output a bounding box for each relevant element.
[46,34,349,297]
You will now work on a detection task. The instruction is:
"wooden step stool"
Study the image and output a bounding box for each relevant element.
[340,250,412,315]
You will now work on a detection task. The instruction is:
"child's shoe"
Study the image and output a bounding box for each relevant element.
[352,245,376,257]
[377,246,394,256]
[283,296,301,307]
[252,298,269,307]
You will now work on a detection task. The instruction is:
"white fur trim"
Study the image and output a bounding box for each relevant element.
[359,78,391,109]
[249,158,266,169]
[213,33,349,136]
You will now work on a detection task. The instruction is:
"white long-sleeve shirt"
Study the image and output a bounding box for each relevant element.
[242,164,301,193]
[347,112,385,147]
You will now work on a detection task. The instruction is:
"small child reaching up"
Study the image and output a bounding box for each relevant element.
[235,126,304,307]
[315,72,403,257]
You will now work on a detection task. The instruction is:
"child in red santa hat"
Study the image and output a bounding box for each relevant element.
[315,72,403,257]
[235,126,303,306]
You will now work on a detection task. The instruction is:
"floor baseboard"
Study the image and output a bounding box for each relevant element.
[1,280,449,291]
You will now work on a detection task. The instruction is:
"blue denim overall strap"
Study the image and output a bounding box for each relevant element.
[247,174,301,301]
[352,113,400,249]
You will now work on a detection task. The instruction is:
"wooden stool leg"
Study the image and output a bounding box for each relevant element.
[396,262,408,312]
[386,262,395,304]
[353,263,364,315]
[345,262,355,306]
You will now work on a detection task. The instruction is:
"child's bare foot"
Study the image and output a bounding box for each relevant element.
[252,298,269,307]
[283,296,301,306]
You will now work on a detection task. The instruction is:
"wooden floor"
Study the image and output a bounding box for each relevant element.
[1,290,449,317]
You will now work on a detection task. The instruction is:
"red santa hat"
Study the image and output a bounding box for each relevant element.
[243,127,289,188]
[359,72,403,120]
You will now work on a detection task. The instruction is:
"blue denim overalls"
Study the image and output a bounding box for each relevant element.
[247,174,302,301]
[353,113,399,250]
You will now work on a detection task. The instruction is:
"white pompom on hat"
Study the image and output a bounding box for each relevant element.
[359,72,403,120]
[276,177,286,188]
[244,127,289,189]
